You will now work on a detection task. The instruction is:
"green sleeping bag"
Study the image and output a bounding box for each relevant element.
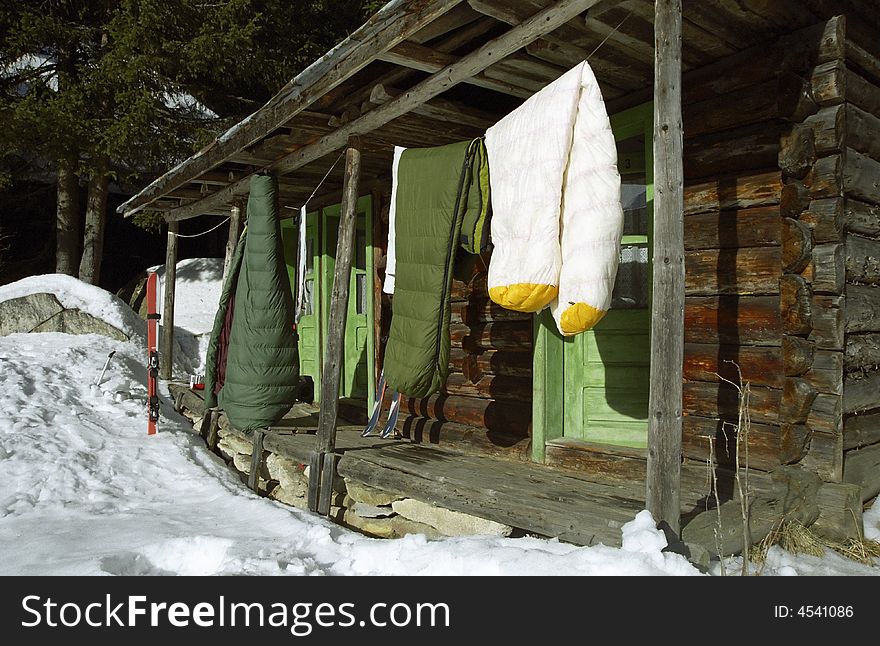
[204,174,299,432]
[384,138,489,398]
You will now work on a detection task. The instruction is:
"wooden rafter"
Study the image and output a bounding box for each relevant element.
[164,0,608,222]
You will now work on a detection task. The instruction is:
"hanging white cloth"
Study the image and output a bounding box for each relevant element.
[294,205,307,322]
[484,60,623,336]
[382,146,405,294]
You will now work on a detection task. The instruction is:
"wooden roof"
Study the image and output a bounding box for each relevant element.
[117,0,874,221]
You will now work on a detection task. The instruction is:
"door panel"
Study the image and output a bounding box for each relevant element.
[320,196,374,404]
[534,103,653,454]
[297,211,322,400]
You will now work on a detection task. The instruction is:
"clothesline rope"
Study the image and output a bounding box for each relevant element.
[170,216,231,238]
[586,11,633,61]
[282,150,346,215]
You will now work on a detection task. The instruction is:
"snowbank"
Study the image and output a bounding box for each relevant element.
[0,274,147,341]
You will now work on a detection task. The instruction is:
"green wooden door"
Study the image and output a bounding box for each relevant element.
[297,210,322,400]
[533,103,653,458]
[320,196,375,405]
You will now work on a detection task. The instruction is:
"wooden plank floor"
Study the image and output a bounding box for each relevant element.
[169,384,770,547]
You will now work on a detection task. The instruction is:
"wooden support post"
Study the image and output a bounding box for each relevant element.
[222,202,243,283]
[646,0,684,535]
[160,219,179,380]
[308,135,362,514]
[248,429,265,493]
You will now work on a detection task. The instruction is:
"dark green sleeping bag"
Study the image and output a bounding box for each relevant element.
[384,139,489,398]
[203,174,299,432]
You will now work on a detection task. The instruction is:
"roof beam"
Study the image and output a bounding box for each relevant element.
[165,0,606,222]
[118,0,465,217]
[378,41,532,97]
[369,84,496,130]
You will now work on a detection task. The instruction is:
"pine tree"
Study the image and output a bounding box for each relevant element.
[1,1,378,285]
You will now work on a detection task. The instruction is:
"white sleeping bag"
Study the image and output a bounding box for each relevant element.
[485,60,623,336]
[382,146,405,294]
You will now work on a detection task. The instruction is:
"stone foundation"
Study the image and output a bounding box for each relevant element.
[178,405,514,541]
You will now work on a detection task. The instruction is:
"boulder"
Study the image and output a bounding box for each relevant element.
[345,480,403,507]
[391,499,513,537]
[351,502,395,518]
[341,508,396,538]
[217,430,254,456]
[32,309,128,341]
[391,516,445,540]
[0,293,64,335]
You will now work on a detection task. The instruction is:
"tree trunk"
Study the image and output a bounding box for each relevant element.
[79,158,110,285]
[55,153,80,275]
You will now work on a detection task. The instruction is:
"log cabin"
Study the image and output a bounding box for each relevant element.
[121,0,880,552]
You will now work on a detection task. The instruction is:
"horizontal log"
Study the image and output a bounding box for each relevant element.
[450,321,532,351]
[682,123,780,180]
[683,206,781,250]
[847,67,880,117]
[845,333,880,372]
[442,372,532,400]
[683,381,780,424]
[684,296,782,345]
[780,180,810,218]
[800,198,843,244]
[451,299,531,325]
[844,148,880,205]
[843,412,880,450]
[806,392,843,434]
[682,416,809,472]
[845,102,880,162]
[544,439,647,480]
[801,430,843,483]
[399,393,531,436]
[683,343,783,388]
[802,350,844,396]
[844,198,880,237]
[845,284,880,332]
[811,482,864,542]
[781,377,818,424]
[843,443,880,501]
[683,74,816,140]
[684,247,781,296]
[805,104,844,155]
[783,335,815,376]
[845,233,880,284]
[806,154,842,198]
[780,274,813,336]
[810,60,845,107]
[783,218,813,274]
[449,348,532,379]
[843,371,880,414]
[808,294,844,350]
[395,415,530,461]
[684,170,782,216]
[779,123,815,180]
[809,243,844,294]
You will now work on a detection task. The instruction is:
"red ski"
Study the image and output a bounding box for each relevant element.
[146,272,160,435]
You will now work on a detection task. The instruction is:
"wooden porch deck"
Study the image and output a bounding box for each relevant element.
[170,384,766,547]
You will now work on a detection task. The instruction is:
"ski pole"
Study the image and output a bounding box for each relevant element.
[96,350,116,386]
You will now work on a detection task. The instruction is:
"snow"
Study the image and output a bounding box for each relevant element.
[149,257,224,374]
[0,267,878,576]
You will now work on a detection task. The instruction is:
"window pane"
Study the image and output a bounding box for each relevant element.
[356,274,366,315]
[612,244,649,310]
[355,228,366,270]
[305,238,314,273]
[303,278,314,316]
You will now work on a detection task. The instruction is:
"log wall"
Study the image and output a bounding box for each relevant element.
[835,17,880,502]
[682,17,856,479]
